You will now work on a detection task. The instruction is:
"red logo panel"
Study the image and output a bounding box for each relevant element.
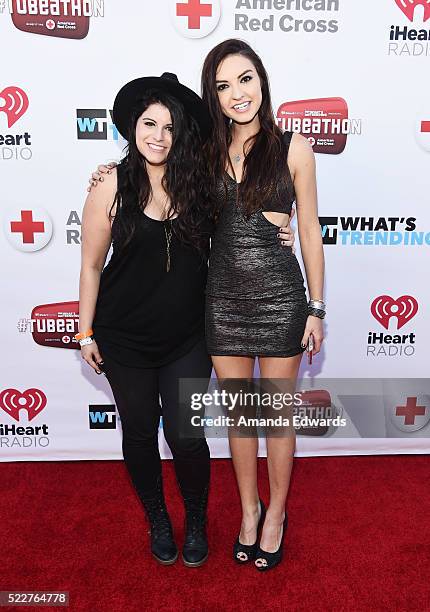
[0,388,47,422]
[277,97,349,154]
[31,301,80,349]
[0,86,29,128]
[394,0,430,22]
[371,295,418,330]
[10,0,90,39]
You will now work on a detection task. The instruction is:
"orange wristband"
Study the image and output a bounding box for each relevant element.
[74,328,93,341]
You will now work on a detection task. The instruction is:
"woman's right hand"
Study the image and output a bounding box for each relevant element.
[80,340,105,375]
[87,162,118,192]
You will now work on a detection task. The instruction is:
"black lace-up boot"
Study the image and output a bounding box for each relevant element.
[137,476,178,565]
[180,485,209,567]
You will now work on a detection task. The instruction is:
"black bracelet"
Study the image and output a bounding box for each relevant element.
[308,307,326,319]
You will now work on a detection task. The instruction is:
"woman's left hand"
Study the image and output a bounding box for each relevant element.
[277,207,296,253]
[301,315,324,355]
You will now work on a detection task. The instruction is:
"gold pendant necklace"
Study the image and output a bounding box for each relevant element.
[164,219,172,272]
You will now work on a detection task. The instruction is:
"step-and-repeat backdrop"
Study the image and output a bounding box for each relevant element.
[1,1,429,461]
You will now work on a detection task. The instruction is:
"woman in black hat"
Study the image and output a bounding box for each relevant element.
[76,73,216,567]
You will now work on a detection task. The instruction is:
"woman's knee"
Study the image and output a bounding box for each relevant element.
[163,431,209,459]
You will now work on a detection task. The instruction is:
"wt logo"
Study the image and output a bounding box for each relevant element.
[371,295,418,330]
[394,0,430,22]
[0,86,29,128]
[76,109,121,140]
[89,405,117,429]
[170,0,220,39]
[0,388,47,422]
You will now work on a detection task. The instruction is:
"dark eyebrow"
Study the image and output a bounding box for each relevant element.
[216,69,253,84]
[141,116,173,126]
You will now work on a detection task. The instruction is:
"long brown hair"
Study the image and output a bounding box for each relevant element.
[201,39,294,216]
[109,90,214,258]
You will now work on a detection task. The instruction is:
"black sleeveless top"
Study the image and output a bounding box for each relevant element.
[92,164,209,368]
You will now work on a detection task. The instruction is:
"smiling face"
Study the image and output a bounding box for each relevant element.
[135,103,173,165]
[215,53,262,124]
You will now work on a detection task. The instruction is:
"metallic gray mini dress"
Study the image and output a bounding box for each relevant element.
[205,132,308,358]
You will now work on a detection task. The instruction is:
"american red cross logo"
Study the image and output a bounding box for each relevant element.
[176,0,212,29]
[10,210,45,243]
[396,397,426,425]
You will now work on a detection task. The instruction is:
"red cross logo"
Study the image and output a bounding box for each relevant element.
[10,210,45,243]
[176,0,212,29]
[396,397,426,425]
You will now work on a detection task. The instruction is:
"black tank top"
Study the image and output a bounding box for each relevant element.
[92,164,209,368]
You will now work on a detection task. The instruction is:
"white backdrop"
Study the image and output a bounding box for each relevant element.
[1,0,429,461]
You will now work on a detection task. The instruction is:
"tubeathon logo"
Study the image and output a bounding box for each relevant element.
[367,295,418,358]
[276,98,361,154]
[389,0,430,56]
[17,301,80,349]
[6,0,105,39]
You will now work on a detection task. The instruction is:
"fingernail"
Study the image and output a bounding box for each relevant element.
[96,370,101,375]
[281,241,286,245]
[107,170,111,174]
[301,343,306,348]
[99,177,104,182]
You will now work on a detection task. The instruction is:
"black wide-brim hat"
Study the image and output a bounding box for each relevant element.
[112,72,212,142]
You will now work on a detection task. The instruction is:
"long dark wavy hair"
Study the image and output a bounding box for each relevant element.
[201,39,294,216]
[109,90,214,256]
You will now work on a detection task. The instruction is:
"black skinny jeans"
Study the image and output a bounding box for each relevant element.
[100,337,212,499]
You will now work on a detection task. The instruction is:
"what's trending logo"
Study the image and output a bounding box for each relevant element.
[319,216,430,247]
[89,405,117,430]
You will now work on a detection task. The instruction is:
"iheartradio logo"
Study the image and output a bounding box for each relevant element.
[371,295,418,330]
[0,86,29,128]
[170,0,221,38]
[0,388,47,422]
[394,0,430,22]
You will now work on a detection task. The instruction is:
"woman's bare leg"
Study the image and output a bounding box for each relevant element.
[211,355,260,546]
[257,353,302,553]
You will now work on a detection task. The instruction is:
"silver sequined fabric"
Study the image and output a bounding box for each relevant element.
[205,175,308,357]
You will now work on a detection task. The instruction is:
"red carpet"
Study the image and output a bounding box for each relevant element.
[1,456,429,612]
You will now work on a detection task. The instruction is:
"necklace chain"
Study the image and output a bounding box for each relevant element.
[164,220,172,272]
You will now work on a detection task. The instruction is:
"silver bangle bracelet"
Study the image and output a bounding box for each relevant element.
[308,300,326,310]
